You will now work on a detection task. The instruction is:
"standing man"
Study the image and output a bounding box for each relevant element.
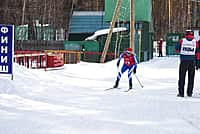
[158,38,163,57]
[175,30,199,97]
[113,48,138,89]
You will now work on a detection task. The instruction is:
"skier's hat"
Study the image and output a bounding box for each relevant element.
[185,29,193,35]
[127,47,133,52]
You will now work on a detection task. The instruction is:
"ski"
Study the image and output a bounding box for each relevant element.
[104,87,133,92]
[124,88,133,92]
[105,87,120,91]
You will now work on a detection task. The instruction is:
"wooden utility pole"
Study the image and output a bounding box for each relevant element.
[100,0,122,63]
[168,0,171,32]
[22,0,26,25]
[130,0,135,52]
[192,0,197,27]
[188,0,191,28]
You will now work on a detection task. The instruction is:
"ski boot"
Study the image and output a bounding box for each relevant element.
[129,82,132,89]
[113,80,119,88]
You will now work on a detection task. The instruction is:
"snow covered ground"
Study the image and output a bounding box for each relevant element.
[0,56,200,134]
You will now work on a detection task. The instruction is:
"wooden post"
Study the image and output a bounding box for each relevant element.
[130,0,135,53]
[100,0,122,63]
[22,0,26,25]
[192,0,197,27]
[168,0,171,32]
[188,0,192,28]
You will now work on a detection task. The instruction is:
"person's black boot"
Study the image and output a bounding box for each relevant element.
[113,80,119,88]
[129,82,132,89]
[177,94,184,97]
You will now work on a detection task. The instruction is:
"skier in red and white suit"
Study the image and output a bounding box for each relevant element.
[113,48,138,89]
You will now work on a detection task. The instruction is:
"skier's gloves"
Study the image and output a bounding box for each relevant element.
[133,68,136,74]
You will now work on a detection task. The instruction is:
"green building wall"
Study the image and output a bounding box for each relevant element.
[105,0,152,22]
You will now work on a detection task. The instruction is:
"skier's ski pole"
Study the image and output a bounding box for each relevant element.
[134,74,144,88]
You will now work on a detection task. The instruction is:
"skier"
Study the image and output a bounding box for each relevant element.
[113,47,138,89]
[175,29,199,97]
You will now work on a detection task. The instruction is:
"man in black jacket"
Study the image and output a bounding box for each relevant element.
[175,30,199,97]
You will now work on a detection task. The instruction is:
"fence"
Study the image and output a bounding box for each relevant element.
[14,50,116,69]
[14,50,46,68]
[44,50,81,64]
[82,51,116,63]
[14,50,81,69]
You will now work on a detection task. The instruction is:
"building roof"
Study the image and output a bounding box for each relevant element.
[85,27,128,40]
[69,11,110,34]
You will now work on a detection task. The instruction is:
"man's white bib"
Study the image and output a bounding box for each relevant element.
[180,38,196,55]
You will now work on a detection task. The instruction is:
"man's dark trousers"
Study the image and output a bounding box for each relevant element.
[178,61,195,96]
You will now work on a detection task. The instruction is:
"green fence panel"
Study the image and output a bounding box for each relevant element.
[64,41,99,51]
[15,25,28,40]
[15,25,53,41]
[166,33,184,55]
[166,45,178,55]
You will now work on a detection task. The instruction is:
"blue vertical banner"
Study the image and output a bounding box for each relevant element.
[0,25,14,75]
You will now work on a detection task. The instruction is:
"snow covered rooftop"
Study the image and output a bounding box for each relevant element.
[85,27,128,40]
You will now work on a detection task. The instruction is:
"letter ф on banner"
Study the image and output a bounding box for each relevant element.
[0,24,14,79]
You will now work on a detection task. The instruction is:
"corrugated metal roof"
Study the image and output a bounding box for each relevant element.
[69,11,110,34]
